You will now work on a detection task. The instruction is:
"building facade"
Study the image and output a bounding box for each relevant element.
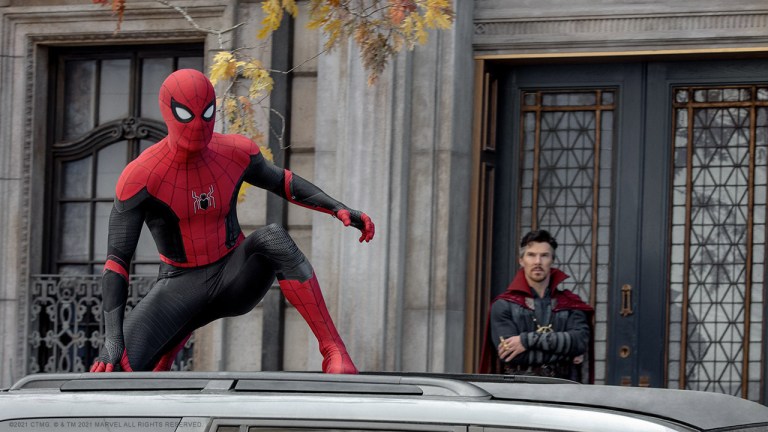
[1,0,767,404]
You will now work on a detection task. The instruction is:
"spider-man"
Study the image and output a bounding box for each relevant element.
[90,69,374,374]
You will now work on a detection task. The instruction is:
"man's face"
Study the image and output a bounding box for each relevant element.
[519,241,554,285]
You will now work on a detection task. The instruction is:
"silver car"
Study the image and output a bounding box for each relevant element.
[1,372,767,432]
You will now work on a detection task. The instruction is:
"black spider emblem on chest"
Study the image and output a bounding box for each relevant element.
[192,185,216,213]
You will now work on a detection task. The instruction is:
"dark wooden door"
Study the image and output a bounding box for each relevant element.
[490,59,768,402]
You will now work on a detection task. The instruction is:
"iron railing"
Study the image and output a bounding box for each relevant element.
[28,274,194,374]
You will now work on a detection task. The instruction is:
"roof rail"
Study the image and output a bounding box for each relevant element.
[10,372,492,399]
[363,371,578,385]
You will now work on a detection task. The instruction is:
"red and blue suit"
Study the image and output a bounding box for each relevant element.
[90,69,374,374]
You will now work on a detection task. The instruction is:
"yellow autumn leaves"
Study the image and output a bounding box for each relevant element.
[209,52,274,100]
[209,51,274,158]
[209,51,274,201]
[400,0,454,46]
[95,0,454,89]
[95,0,454,108]
[267,0,455,84]
[211,0,454,158]
[216,0,453,202]
[259,0,299,39]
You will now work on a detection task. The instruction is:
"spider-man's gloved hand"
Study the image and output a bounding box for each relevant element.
[335,209,375,243]
[268,169,375,243]
[90,306,128,372]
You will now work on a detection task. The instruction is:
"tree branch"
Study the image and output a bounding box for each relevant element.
[154,0,246,48]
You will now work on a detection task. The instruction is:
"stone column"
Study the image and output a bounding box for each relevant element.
[312,0,475,372]
[0,4,26,387]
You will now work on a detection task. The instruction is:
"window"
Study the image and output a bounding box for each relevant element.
[667,85,768,399]
[48,45,204,276]
[28,44,203,374]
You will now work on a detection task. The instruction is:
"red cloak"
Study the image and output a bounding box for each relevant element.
[478,268,594,378]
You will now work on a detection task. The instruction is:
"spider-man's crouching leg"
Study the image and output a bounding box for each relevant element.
[279,275,357,374]
[244,224,358,374]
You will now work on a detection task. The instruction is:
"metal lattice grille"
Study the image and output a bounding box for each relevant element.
[29,275,194,373]
[668,86,767,401]
[518,90,614,384]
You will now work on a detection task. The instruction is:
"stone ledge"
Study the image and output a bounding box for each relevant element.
[474,11,768,54]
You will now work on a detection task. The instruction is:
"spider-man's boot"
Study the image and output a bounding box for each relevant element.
[279,273,358,374]
[152,333,192,372]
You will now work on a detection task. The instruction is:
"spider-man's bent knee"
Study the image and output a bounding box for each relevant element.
[243,223,313,280]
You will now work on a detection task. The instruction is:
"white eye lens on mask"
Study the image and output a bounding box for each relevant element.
[202,103,215,121]
[174,106,193,121]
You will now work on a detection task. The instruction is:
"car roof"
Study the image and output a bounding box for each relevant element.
[470,379,768,431]
[3,371,768,431]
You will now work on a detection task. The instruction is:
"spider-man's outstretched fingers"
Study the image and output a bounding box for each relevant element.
[336,209,375,243]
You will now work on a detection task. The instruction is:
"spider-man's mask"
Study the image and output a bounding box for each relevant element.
[158,69,216,153]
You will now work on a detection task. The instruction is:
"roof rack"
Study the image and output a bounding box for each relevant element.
[9,371,492,399]
[362,371,579,385]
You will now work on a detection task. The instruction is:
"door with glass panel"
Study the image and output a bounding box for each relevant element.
[31,45,203,373]
[490,59,768,402]
[643,60,768,402]
[491,63,643,387]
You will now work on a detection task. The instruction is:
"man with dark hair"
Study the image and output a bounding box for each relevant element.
[480,229,593,380]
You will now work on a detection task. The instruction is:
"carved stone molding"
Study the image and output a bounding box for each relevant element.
[27,30,205,46]
[476,12,768,36]
[2,3,225,27]
[474,11,768,53]
[52,118,167,158]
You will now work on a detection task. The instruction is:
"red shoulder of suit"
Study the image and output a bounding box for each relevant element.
[115,140,169,202]
[114,134,260,203]
[206,133,261,162]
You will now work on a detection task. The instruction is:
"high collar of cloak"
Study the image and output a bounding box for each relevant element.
[504,267,569,297]
[478,267,593,375]
[494,268,593,313]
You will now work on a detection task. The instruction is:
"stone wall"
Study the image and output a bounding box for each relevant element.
[0,0,475,387]
[311,0,475,371]
[474,0,768,55]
